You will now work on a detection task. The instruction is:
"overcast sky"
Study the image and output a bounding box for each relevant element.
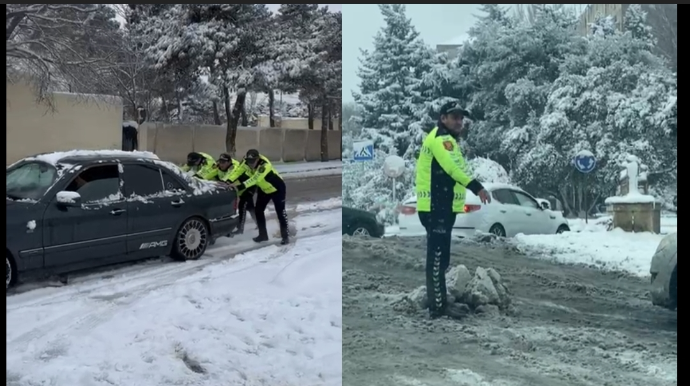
[342,4,582,102]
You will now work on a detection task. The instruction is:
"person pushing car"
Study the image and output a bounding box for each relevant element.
[181,152,218,181]
[415,101,491,319]
[216,152,257,235]
[228,149,290,245]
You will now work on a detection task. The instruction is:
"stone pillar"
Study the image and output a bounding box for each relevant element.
[607,202,661,233]
[605,155,661,233]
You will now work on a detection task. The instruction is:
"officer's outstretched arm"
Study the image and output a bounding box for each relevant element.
[227,161,247,182]
[431,137,484,194]
[198,166,218,181]
[238,164,271,190]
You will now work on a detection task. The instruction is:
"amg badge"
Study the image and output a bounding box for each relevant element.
[139,240,168,249]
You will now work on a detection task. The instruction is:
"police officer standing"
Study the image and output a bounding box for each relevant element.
[415,101,491,319]
[216,153,257,234]
[230,149,290,245]
[181,152,218,180]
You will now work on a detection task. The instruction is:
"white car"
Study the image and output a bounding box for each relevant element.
[397,183,570,237]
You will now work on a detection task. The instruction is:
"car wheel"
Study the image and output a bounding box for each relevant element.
[351,224,372,237]
[556,224,570,234]
[489,224,506,237]
[171,217,209,261]
[6,256,16,291]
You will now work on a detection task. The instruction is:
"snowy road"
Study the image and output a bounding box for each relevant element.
[7,209,343,386]
[342,235,676,386]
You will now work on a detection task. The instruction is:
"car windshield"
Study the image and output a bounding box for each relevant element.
[6,161,59,201]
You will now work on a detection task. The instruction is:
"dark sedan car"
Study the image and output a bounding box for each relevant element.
[342,206,385,237]
[6,150,240,290]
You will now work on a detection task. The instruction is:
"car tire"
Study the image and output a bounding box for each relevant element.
[170,217,210,261]
[489,224,506,237]
[556,224,570,234]
[6,255,16,291]
[350,223,373,237]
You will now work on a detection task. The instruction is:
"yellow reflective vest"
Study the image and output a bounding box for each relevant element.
[415,126,475,213]
[180,152,217,181]
[229,155,283,194]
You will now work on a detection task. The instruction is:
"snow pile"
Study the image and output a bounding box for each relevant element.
[294,197,342,212]
[401,265,512,316]
[512,228,666,277]
[605,193,658,205]
[122,120,139,129]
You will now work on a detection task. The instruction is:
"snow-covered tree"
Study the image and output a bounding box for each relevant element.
[513,10,676,215]
[353,4,430,158]
[624,4,656,49]
[6,4,121,103]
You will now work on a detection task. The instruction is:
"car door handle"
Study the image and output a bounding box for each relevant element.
[171,199,185,207]
[525,213,532,216]
[550,215,556,219]
[110,208,126,215]
[500,210,507,213]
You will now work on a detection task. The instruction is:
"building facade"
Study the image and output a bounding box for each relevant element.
[435,44,463,59]
[577,4,676,70]
[577,4,628,36]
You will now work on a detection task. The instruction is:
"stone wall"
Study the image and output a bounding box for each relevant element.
[140,123,342,164]
[6,80,123,165]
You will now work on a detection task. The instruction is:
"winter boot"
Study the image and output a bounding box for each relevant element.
[253,233,269,243]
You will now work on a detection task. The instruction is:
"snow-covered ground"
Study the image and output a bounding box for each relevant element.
[7,208,342,386]
[386,213,677,278]
[513,213,677,277]
[276,160,342,179]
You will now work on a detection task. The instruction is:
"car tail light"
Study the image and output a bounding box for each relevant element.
[397,205,416,215]
[463,204,481,213]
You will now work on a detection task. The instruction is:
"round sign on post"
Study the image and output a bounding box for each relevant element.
[383,155,405,178]
[573,150,596,173]
[383,155,405,204]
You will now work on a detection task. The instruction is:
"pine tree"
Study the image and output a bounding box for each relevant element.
[624,4,656,48]
[352,4,430,157]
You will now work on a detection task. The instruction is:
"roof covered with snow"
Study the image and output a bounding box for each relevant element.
[439,33,471,46]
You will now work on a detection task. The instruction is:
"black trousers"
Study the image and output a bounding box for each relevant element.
[254,182,289,239]
[236,187,256,232]
[419,210,457,316]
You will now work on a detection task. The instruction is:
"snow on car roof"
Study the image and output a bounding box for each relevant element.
[29,150,159,165]
[482,182,524,192]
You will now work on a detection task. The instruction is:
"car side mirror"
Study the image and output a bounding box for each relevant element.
[56,191,82,207]
[540,201,549,210]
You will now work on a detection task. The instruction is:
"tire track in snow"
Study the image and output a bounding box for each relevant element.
[8,228,328,348]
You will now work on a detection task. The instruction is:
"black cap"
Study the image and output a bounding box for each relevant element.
[245,149,260,161]
[186,152,203,166]
[439,101,470,118]
[217,153,232,163]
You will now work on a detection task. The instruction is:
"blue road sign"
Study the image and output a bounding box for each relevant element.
[573,151,596,173]
[353,140,374,162]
